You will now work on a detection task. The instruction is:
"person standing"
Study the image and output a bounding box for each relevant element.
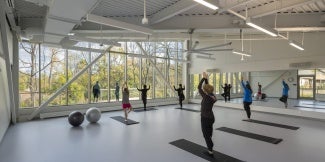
[256,82,262,100]
[92,81,100,102]
[227,84,232,102]
[198,72,217,156]
[221,83,228,102]
[174,84,185,108]
[115,82,120,101]
[122,82,132,121]
[279,79,289,108]
[241,77,253,120]
[137,84,150,110]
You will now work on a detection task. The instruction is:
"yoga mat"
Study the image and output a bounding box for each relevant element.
[170,139,244,162]
[216,127,282,144]
[242,119,299,130]
[111,116,139,125]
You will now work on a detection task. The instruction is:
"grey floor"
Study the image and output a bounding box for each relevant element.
[1,104,325,162]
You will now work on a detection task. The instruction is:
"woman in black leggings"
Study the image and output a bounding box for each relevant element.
[137,85,150,110]
[198,72,217,156]
[174,84,185,108]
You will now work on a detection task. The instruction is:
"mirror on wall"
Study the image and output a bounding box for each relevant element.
[190,69,325,113]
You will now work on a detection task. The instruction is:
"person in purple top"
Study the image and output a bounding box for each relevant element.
[198,72,217,156]
[241,77,253,120]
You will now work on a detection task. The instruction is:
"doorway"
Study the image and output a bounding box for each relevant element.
[298,75,315,99]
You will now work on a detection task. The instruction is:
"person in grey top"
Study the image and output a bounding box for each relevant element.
[198,72,217,156]
[122,82,132,121]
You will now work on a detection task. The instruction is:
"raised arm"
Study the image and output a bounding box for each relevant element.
[198,72,208,96]
[147,85,150,90]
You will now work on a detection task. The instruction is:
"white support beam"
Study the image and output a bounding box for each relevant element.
[61,45,105,53]
[86,14,154,35]
[69,35,121,47]
[250,0,322,18]
[150,0,198,25]
[0,0,16,123]
[28,46,111,120]
[218,0,256,13]
[48,15,81,25]
[135,42,177,95]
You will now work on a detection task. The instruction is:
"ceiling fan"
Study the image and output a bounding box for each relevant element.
[177,29,233,58]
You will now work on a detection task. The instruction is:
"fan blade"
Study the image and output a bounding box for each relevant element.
[193,51,213,56]
[194,42,232,51]
[192,48,233,52]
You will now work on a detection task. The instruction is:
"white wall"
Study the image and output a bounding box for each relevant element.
[0,58,10,142]
[189,32,325,74]
[0,18,13,142]
[250,70,297,98]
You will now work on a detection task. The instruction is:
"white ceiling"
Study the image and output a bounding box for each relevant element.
[8,0,325,44]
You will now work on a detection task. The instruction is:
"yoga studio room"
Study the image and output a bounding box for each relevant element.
[1,0,325,162]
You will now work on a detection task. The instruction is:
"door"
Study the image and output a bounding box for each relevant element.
[298,75,315,99]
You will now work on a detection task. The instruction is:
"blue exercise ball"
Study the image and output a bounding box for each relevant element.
[86,107,101,123]
[68,111,84,127]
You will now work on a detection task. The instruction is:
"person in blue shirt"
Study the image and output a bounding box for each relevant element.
[279,79,289,108]
[241,77,253,120]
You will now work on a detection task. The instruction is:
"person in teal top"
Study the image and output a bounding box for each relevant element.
[279,79,289,108]
[241,77,253,119]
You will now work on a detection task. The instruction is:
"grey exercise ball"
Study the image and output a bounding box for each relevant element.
[86,107,101,123]
[68,111,84,127]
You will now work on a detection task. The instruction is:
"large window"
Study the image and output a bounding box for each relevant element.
[19,41,184,108]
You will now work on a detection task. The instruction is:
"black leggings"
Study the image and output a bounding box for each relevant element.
[201,117,215,151]
[179,94,185,107]
[142,97,147,109]
[243,102,252,119]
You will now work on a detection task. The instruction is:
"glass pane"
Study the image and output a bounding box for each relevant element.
[41,46,66,106]
[109,52,125,102]
[298,70,315,75]
[91,51,109,103]
[316,69,325,95]
[67,49,90,105]
[299,76,314,98]
[19,42,40,108]
[127,57,140,100]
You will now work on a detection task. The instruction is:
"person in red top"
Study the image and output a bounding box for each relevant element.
[198,72,217,156]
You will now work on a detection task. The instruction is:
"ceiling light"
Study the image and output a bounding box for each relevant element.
[246,18,278,37]
[289,40,304,51]
[232,50,252,57]
[193,0,219,10]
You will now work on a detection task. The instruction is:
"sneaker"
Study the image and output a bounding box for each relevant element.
[203,151,214,158]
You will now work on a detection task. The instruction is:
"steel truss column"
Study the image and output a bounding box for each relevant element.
[28,46,112,120]
[0,0,16,123]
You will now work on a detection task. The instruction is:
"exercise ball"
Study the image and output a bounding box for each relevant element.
[86,107,101,123]
[68,111,84,127]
